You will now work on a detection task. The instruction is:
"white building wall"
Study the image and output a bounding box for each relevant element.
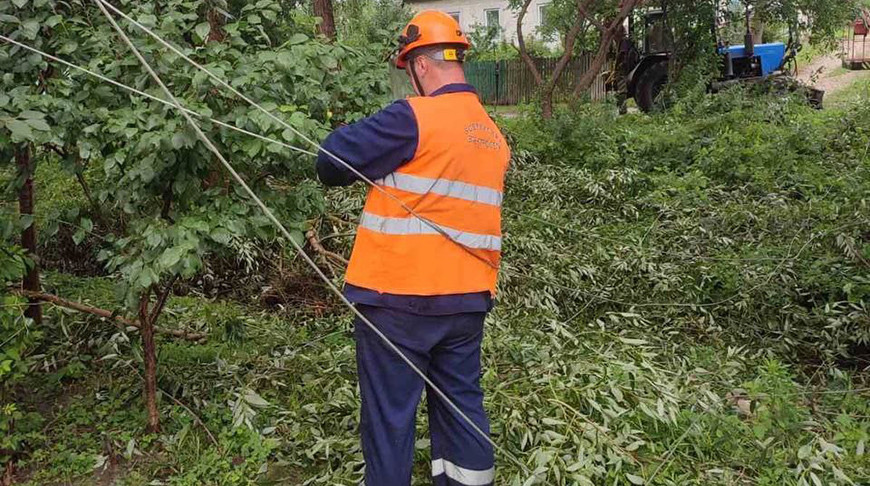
[407,0,549,44]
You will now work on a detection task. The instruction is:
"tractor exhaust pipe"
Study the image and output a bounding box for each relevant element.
[724,49,735,78]
[744,4,754,56]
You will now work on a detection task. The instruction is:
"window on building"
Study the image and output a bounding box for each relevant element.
[485,8,500,30]
[538,4,550,27]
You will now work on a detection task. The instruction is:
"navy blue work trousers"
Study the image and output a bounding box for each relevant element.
[354,304,494,486]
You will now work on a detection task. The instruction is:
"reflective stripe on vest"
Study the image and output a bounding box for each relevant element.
[376,172,503,207]
[359,212,502,251]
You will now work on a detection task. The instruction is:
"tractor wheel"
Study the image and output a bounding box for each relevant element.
[634,61,669,113]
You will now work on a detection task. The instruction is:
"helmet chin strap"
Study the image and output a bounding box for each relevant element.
[409,58,426,96]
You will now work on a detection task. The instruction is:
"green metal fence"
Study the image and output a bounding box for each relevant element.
[390,54,608,105]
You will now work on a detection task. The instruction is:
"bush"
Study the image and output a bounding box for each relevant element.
[500,90,870,362]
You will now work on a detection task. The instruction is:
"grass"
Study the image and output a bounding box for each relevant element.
[796,41,834,69]
[5,88,870,485]
[826,74,870,108]
[826,66,851,78]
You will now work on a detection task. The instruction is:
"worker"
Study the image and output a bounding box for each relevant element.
[315,10,509,486]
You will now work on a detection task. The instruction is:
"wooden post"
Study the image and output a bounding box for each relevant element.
[15,144,41,325]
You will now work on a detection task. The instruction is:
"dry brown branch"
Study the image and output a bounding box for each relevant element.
[326,214,355,226]
[306,229,349,265]
[12,289,207,342]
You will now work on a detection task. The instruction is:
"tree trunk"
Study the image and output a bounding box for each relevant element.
[15,144,41,325]
[313,0,336,41]
[573,38,615,97]
[517,0,591,119]
[750,20,764,45]
[541,95,554,119]
[573,0,644,98]
[138,291,160,433]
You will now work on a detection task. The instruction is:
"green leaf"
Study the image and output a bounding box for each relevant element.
[58,41,78,55]
[798,444,812,459]
[24,118,50,132]
[619,337,648,346]
[158,247,184,268]
[321,55,338,70]
[626,474,645,485]
[288,230,304,247]
[194,22,210,41]
[44,15,62,27]
[289,33,308,45]
[20,19,39,40]
[209,227,232,245]
[11,0,28,8]
[171,132,188,149]
[243,389,270,408]
[6,119,33,141]
[72,228,86,245]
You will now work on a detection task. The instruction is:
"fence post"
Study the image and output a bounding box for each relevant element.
[495,61,500,105]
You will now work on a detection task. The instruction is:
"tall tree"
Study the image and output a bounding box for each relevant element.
[2,0,392,435]
[314,0,337,40]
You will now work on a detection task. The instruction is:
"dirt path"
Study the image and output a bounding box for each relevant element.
[798,42,870,96]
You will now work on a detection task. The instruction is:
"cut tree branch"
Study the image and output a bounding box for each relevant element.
[306,229,349,265]
[12,289,206,342]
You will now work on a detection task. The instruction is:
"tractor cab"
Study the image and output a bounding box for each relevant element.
[641,9,669,55]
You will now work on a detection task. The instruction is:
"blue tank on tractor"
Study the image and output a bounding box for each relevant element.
[721,43,787,77]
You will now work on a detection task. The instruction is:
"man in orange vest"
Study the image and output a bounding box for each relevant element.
[317,11,509,486]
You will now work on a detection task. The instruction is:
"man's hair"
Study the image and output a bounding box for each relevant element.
[409,45,465,69]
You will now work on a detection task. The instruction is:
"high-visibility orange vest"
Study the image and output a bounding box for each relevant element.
[345,91,510,296]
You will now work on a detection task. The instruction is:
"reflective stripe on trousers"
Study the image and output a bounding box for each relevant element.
[432,458,495,485]
[376,172,503,207]
[359,213,502,251]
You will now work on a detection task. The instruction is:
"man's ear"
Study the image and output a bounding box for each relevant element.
[414,56,427,75]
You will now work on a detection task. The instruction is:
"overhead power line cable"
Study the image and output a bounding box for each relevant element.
[93,0,498,271]
[89,0,529,475]
[0,34,317,158]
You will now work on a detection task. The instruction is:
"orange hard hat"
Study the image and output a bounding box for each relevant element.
[395,10,470,69]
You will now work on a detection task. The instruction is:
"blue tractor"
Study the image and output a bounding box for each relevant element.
[618,4,824,112]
